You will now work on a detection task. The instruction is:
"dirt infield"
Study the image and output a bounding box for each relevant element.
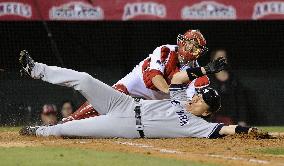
[1,130,284,166]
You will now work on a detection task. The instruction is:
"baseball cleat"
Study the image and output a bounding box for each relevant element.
[19,50,35,77]
[19,126,40,136]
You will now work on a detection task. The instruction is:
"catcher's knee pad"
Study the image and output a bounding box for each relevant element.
[194,75,210,88]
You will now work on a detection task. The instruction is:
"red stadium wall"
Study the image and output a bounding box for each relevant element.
[0,0,283,20]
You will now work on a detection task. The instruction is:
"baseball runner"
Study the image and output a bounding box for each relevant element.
[63,29,210,122]
[19,51,257,138]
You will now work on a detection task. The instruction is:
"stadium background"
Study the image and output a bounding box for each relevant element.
[0,0,283,126]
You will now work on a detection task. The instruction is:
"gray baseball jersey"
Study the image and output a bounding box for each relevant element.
[32,62,222,139]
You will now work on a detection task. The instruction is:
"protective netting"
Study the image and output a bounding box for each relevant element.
[0,21,283,125]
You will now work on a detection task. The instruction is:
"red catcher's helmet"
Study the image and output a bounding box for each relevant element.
[177,30,208,62]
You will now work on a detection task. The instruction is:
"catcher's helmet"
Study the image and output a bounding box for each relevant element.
[196,87,221,113]
[177,30,208,63]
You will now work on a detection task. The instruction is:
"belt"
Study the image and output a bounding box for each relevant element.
[133,98,145,138]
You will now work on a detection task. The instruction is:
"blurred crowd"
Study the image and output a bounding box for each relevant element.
[40,100,75,125]
[208,49,249,126]
[40,100,99,126]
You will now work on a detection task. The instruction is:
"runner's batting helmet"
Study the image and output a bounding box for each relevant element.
[196,87,221,113]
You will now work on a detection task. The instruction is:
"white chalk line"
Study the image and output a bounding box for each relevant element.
[115,141,275,165]
[115,141,182,154]
[207,154,270,164]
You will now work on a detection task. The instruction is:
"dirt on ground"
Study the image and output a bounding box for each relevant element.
[0,131,284,166]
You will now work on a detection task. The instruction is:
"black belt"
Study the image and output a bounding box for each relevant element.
[134,105,145,138]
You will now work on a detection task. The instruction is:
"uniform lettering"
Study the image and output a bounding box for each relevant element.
[171,100,180,106]
[175,109,189,126]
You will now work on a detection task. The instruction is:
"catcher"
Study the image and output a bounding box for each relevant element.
[113,29,209,99]
[19,51,257,139]
[63,29,210,122]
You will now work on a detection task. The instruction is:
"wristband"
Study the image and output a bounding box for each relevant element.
[186,67,204,81]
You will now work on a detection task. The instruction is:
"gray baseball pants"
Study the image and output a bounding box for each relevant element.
[32,63,140,138]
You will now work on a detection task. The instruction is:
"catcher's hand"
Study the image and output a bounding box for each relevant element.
[204,57,227,74]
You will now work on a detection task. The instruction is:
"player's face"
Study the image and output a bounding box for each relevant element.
[183,40,200,54]
[213,50,227,63]
[61,103,73,118]
[178,40,202,61]
[185,94,211,117]
[41,114,57,125]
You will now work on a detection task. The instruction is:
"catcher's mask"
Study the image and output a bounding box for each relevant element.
[177,30,208,63]
[196,87,221,114]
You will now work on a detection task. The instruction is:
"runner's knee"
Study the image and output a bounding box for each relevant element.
[77,73,94,90]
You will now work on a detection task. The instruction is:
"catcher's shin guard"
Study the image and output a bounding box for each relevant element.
[19,50,35,77]
[62,101,99,123]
